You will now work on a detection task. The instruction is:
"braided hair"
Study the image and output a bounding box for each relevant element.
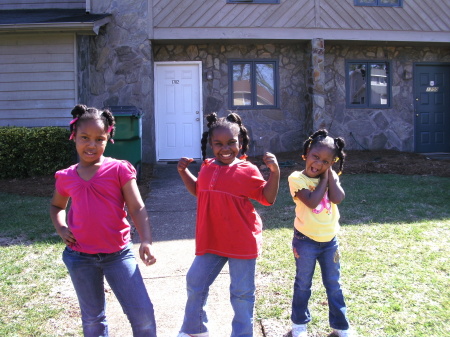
[302,129,346,174]
[200,112,250,161]
[69,104,115,142]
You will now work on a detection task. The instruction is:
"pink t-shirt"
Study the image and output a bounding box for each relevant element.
[55,157,136,254]
[195,158,271,259]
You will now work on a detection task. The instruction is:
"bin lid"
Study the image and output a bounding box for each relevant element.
[106,106,142,118]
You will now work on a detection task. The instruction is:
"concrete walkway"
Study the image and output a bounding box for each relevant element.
[106,163,239,337]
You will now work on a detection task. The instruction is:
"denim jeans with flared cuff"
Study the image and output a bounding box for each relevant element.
[291,230,350,330]
[63,243,157,337]
[180,253,256,337]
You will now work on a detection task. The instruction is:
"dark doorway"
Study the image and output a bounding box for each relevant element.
[414,63,450,153]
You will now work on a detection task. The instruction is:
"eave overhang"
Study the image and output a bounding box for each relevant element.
[0,9,111,35]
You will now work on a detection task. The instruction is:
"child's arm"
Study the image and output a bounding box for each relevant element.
[295,170,329,209]
[327,168,345,204]
[262,152,280,204]
[49,190,76,245]
[177,157,197,196]
[123,179,157,266]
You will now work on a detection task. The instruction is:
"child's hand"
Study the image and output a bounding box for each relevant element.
[57,226,76,246]
[139,242,157,266]
[177,157,194,172]
[320,167,330,181]
[328,167,338,182]
[262,152,280,173]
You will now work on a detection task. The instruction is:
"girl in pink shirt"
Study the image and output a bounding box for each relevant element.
[176,112,280,337]
[50,105,157,337]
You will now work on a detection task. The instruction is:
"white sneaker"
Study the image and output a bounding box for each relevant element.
[333,329,355,337]
[292,323,307,337]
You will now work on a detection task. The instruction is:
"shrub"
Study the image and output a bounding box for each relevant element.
[0,127,76,179]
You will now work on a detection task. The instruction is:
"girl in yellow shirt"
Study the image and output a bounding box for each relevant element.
[288,129,354,337]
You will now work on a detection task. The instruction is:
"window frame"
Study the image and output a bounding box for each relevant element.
[228,59,279,110]
[345,60,392,109]
[354,0,403,7]
[227,0,280,4]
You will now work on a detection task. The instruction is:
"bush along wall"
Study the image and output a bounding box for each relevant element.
[0,127,76,179]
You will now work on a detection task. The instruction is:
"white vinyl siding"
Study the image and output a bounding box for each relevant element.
[0,33,77,127]
[0,0,85,10]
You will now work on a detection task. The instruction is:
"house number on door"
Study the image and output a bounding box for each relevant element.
[172,80,179,84]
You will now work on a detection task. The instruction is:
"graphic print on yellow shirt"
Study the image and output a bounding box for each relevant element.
[312,186,332,215]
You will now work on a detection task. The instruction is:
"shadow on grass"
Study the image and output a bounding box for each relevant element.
[0,193,60,245]
[256,174,450,231]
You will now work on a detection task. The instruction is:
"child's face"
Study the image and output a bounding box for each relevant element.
[303,144,336,178]
[210,126,241,165]
[74,119,109,166]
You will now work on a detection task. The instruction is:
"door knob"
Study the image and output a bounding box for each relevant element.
[196,118,200,121]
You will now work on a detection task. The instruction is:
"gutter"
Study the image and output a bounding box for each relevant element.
[0,16,110,35]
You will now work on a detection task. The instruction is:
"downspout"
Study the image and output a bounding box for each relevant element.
[86,0,91,14]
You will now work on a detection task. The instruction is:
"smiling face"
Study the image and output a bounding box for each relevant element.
[303,143,336,178]
[210,125,241,165]
[74,119,109,166]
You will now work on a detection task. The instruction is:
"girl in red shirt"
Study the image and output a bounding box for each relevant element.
[177,112,280,337]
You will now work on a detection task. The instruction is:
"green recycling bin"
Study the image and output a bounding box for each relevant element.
[104,106,142,181]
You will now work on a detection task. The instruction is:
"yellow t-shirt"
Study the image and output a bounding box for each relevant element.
[288,171,340,242]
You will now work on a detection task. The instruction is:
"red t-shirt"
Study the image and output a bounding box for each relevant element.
[195,158,271,259]
[55,157,135,254]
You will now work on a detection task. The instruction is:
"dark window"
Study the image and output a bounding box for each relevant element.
[354,0,402,7]
[228,0,280,4]
[346,61,391,108]
[229,60,278,109]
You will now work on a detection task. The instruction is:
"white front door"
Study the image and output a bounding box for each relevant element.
[155,62,202,161]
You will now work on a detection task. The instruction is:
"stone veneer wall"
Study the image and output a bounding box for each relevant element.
[154,43,308,157]
[323,43,450,152]
[86,0,155,162]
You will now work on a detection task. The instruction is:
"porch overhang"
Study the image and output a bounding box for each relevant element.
[0,9,111,35]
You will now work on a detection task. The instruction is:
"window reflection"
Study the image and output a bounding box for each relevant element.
[349,64,366,105]
[370,63,388,105]
[232,63,252,106]
[255,63,275,105]
[231,61,277,108]
[347,61,390,107]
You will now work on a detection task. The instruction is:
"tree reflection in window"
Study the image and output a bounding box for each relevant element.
[231,60,277,108]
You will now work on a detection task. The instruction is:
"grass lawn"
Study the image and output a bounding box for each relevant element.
[255,174,450,337]
[0,173,449,336]
[0,193,80,336]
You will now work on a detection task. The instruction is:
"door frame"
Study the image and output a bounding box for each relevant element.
[154,61,203,161]
[413,62,450,153]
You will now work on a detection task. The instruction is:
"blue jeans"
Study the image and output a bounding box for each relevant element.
[181,253,256,337]
[63,243,157,337]
[291,230,350,330]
